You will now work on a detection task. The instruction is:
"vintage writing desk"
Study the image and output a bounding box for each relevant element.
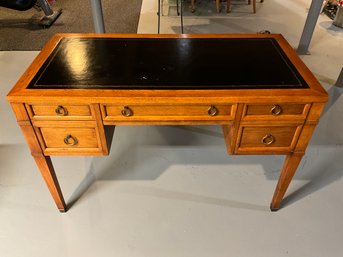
[7,34,328,212]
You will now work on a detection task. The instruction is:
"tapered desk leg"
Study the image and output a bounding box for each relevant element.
[270,152,304,211]
[11,103,67,212]
[33,154,67,212]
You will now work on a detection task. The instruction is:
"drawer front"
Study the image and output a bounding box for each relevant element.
[41,128,98,148]
[33,121,106,155]
[236,125,302,154]
[27,104,93,120]
[242,103,310,120]
[101,104,235,123]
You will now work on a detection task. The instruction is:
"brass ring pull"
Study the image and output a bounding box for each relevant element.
[207,105,218,116]
[63,134,78,146]
[261,134,275,145]
[121,106,133,117]
[55,105,68,116]
[270,105,282,116]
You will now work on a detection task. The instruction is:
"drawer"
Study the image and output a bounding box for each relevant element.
[26,104,93,120]
[242,103,310,121]
[101,104,236,123]
[33,121,107,155]
[236,124,302,154]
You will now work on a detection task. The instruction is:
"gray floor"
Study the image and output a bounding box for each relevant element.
[1,0,343,256]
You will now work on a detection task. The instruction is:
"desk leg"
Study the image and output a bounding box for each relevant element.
[270,152,304,211]
[33,154,67,212]
[11,103,67,212]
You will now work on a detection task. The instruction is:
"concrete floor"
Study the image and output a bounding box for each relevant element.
[1,0,343,256]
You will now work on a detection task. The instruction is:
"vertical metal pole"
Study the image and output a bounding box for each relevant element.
[37,0,53,16]
[157,0,161,34]
[335,67,343,88]
[297,0,324,54]
[90,0,105,33]
[180,0,183,33]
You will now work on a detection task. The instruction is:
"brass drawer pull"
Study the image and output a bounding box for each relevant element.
[208,105,218,116]
[55,105,68,116]
[261,134,275,145]
[271,105,282,116]
[121,106,133,117]
[63,134,78,146]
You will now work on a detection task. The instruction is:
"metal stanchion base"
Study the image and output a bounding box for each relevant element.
[39,8,62,28]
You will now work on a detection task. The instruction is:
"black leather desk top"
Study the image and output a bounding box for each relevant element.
[28,37,308,90]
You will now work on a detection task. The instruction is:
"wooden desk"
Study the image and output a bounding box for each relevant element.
[7,34,328,212]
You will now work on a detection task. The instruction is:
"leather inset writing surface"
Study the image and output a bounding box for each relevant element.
[28,37,309,89]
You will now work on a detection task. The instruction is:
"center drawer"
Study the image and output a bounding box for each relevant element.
[101,104,236,123]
